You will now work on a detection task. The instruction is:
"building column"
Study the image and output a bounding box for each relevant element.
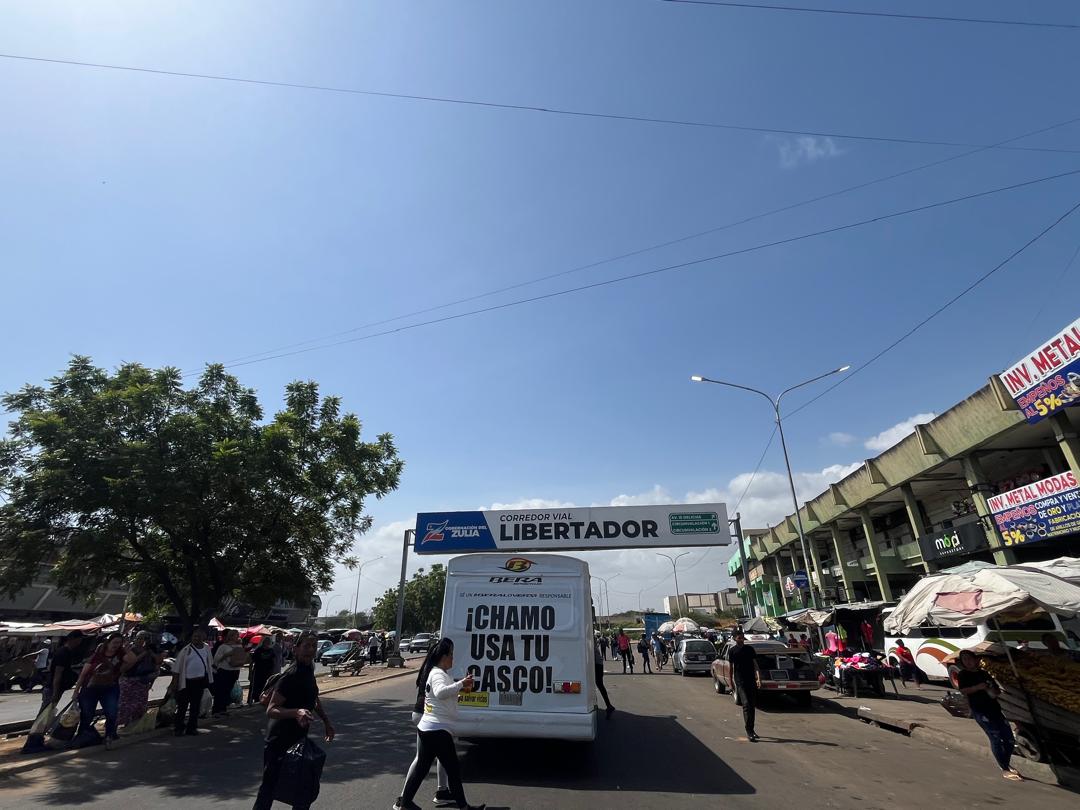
[900,483,931,574]
[961,455,1017,565]
[773,555,790,612]
[828,525,855,602]
[1050,412,1080,478]
[858,507,893,601]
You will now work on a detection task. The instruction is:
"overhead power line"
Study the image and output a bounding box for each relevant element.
[194,167,1080,374]
[786,198,1080,419]
[222,112,1080,367]
[661,0,1080,30]
[2,52,1079,155]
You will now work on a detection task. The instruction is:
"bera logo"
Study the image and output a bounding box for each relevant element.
[503,558,534,573]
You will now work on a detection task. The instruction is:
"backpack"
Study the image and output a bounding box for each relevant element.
[259,664,297,706]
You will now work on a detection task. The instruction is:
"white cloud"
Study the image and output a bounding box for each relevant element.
[606,485,673,507]
[773,135,845,169]
[483,497,575,511]
[826,431,856,446]
[864,412,936,452]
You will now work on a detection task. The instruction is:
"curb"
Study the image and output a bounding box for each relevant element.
[0,664,416,781]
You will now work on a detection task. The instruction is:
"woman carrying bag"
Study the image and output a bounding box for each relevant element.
[394,639,485,810]
[72,632,132,749]
[211,629,247,716]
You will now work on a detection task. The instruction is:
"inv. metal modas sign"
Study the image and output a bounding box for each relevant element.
[998,316,1080,424]
[414,503,729,555]
[916,521,990,562]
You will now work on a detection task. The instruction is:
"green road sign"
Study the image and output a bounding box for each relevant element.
[669,512,721,535]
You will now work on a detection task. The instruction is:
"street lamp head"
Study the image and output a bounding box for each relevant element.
[690,375,704,382]
[836,365,851,373]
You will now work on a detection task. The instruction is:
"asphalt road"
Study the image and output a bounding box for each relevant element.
[1,661,1075,809]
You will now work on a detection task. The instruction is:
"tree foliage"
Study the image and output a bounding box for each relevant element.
[0,357,403,634]
[371,565,445,635]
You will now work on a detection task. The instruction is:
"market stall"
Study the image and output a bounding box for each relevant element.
[885,565,1080,763]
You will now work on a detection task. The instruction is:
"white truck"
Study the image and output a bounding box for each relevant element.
[439,553,596,742]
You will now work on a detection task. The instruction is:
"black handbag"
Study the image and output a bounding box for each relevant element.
[274,737,326,806]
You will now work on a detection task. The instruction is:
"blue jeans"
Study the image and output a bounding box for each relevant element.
[79,684,120,740]
[972,709,1015,771]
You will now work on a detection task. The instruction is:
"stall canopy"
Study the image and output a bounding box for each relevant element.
[884,566,1080,634]
[672,618,700,634]
[740,617,772,635]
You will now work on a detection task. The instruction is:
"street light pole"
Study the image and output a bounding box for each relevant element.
[351,554,385,627]
[591,573,619,629]
[691,366,850,611]
[656,551,690,615]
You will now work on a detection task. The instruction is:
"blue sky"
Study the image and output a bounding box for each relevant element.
[3,1,1079,616]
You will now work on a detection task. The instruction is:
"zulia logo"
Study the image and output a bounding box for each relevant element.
[503,558,534,573]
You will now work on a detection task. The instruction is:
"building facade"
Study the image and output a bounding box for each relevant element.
[727,377,1080,617]
[664,589,743,616]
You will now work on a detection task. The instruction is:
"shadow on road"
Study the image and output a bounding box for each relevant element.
[459,710,754,796]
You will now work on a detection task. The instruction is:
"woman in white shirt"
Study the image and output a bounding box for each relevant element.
[211,629,247,717]
[394,639,485,810]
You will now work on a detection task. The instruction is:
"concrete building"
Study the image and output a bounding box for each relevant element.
[727,376,1080,617]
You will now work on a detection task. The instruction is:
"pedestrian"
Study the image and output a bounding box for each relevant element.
[652,633,666,670]
[637,635,652,674]
[248,636,277,704]
[394,638,485,810]
[894,640,920,689]
[211,628,247,717]
[616,629,632,674]
[272,631,286,674]
[406,647,453,807]
[956,650,1023,781]
[861,619,875,651]
[32,639,51,689]
[368,632,380,665]
[786,634,797,647]
[609,631,619,661]
[173,628,213,737]
[40,630,84,708]
[798,634,812,651]
[598,634,609,660]
[593,638,615,719]
[727,629,759,742]
[252,632,334,809]
[73,631,131,749]
[118,631,161,726]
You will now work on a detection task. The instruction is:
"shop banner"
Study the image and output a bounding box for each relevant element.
[987,471,1080,548]
[916,520,990,562]
[415,503,728,554]
[998,316,1080,423]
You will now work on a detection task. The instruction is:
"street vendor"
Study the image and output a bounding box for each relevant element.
[956,650,1023,782]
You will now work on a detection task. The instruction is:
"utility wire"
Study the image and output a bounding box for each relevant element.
[221,112,1080,366]
[661,0,1080,30]
[2,52,1079,156]
[787,197,1080,419]
[1023,238,1080,341]
[193,167,1080,374]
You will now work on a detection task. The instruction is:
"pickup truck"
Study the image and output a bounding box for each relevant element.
[711,640,820,708]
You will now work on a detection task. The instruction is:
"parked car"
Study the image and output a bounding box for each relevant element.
[320,641,357,667]
[314,640,333,662]
[672,638,717,676]
[409,633,437,653]
[399,637,412,653]
[711,639,820,708]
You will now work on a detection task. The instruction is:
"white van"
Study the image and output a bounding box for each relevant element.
[882,608,1071,684]
[439,553,596,742]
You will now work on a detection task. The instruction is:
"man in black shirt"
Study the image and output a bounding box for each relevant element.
[727,630,760,741]
[41,630,84,708]
[956,650,1022,780]
[254,633,335,810]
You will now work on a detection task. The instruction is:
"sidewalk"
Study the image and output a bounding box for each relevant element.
[814,680,1079,788]
[0,659,419,779]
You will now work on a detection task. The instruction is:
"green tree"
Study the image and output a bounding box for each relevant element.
[371,565,445,635]
[0,357,403,635]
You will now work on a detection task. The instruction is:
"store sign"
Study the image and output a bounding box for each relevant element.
[414,503,729,554]
[987,471,1080,548]
[916,521,990,562]
[999,316,1080,424]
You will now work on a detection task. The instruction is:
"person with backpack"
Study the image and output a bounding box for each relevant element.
[173,628,213,737]
[253,632,335,809]
[394,639,485,810]
[637,635,653,674]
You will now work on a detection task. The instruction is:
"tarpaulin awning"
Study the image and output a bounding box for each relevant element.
[672,618,700,634]
[884,565,1080,634]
